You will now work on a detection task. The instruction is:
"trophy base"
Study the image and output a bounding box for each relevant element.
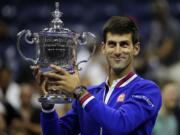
[38,95,73,104]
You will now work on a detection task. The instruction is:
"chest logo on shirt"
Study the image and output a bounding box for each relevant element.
[117,93,125,102]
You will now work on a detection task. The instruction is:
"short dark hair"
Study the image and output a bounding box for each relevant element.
[102,16,139,44]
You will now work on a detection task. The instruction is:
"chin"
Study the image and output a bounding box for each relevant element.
[112,64,126,70]
[111,62,130,73]
[112,67,125,75]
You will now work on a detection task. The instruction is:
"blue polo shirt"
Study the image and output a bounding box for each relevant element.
[40,73,162,135]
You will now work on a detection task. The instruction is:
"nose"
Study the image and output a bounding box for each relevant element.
[114,45,121,56]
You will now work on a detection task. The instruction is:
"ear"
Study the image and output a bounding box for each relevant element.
[133,42,140,56]
[101,41,106,54]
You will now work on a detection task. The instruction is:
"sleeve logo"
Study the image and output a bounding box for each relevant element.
[132,95,154,107]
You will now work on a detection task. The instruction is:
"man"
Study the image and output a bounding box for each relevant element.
[153,80,178,135]
[34,16,162,135]
[10,83,41,135]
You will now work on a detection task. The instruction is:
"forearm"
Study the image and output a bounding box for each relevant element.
[73,88,126,133]
[41,101,80,135]
[76,90,153,134]
[40,111,61,135]
[78,97,130,134]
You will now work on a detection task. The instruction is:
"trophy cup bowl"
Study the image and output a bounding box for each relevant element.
[17,2,96,104]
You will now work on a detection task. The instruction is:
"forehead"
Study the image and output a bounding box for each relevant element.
[164,84,177,93]
[106,32,132,42]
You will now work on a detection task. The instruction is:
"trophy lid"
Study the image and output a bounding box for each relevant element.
[41,2,73,37]
[50,2,63,29]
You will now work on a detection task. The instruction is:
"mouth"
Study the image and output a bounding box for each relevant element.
[114,58,123,61]
[111,57,126,61]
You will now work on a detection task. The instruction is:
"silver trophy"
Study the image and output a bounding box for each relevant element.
[17,2,96,104]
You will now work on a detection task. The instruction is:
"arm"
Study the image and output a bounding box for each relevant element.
[43,65,161,134]
[40,101,80,135]
[80,83,162,134]
[31,66,80,135]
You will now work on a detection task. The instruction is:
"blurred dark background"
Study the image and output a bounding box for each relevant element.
[0,0,180,80]
[0,0,179,76]
[0,0,180,135]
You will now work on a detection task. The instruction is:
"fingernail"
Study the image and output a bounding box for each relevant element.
[30,66,34,69]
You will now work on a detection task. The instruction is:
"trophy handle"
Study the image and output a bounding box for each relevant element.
[76,32,96,70]
[17,30,39,64]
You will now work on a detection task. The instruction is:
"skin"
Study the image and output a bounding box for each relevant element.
[102,32,140,86]
[33,32,140,95]
[161,83,178,114]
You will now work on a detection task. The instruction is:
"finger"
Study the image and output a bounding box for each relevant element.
[73,63,78,73]
[35,70,42,84]
[61,90,73,97]
[43,72,64,80]
[50,64,68,75]
[48,86,72,96]
[30,65,39,69]
[40,77,48,96]
[72,63,79,76]
[48,80,65,87]
[31,66,39,77]
[74,66,79,74]
[48,86,64,91]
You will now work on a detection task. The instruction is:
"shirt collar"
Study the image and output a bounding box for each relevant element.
[105,72,137,88]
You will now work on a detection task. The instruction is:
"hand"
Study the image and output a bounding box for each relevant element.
[43,64,81,94]
[31,65,48,97]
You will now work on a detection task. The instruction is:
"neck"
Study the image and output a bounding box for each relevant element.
[108,65,134,86]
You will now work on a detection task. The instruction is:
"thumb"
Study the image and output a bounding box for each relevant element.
[40,77,48,97]
[73,60,78,73]
[74,64,79,73]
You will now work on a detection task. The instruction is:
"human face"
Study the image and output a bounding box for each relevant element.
[102,32,140,73]
[163,83,178,110]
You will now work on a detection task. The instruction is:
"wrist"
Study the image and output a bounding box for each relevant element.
[74,86,94,108]
[73,86,88,99]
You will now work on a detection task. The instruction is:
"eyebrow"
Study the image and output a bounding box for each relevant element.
[120,41,129,44]
[107,40,116,44]
[107,40,130,44]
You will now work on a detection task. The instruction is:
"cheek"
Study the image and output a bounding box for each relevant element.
[122,48,132,54]
[104,48,114,55]
[124,50,134,58]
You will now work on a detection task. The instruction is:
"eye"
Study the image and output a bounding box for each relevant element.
[107,41,116,48]
[120,41,129,48]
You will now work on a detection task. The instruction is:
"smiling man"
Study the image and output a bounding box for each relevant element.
[36,16,162,135]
